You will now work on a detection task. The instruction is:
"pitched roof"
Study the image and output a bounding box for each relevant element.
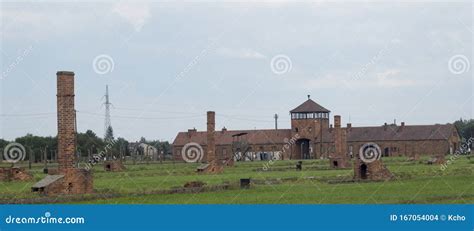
[173,129,292,146]
[290,99,330,113]
[172,124,457,147]
[346,124,457,142]
[32,175,64,188]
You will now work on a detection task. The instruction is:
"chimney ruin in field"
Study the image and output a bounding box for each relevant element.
[329,115,350,168]
[32,71,93,195]
[196,111,223,173]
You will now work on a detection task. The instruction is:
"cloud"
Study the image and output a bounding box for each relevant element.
[216,47,266,59]
[112,1,151,32]
[1,5,100,39]
[375,69,416,87]
[305,69,419,89]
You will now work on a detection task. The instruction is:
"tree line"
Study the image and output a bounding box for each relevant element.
[1,118,472,163]
[454,118,474,144]
[0,129,171,163]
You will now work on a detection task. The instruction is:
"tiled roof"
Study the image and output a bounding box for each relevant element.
[290,99,330,113]
[346,124,456,142]
[173,129,291,146]
[172,124,457,146]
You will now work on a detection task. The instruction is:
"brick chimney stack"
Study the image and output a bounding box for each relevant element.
[334,115,341,128]
[399,122,405,132]
[56,71,76,172]
[333,115,347,157]
[207,111,216,163]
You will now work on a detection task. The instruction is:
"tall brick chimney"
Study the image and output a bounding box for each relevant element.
[333,115,346,157]
[32,71,93,195]
[334,115,341,128]
[207,111,216,163]
[56,71,76,172]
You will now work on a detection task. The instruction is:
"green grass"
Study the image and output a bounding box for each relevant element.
[1,155,473,204]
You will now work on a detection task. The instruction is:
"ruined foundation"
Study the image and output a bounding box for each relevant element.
[197,111,223,174]
[32,71,93,195]
[329,115,351,169]
[427,155,446,165]
[0,167,33,182]
[329,157,350,169]
[104,160,126,172]
[353,159,393,181]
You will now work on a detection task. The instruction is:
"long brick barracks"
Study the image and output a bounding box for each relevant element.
[173,96,461,162]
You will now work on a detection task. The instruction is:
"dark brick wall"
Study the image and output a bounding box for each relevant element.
[0,167,32,181]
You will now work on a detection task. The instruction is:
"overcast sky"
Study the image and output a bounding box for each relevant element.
[1,0,472,142]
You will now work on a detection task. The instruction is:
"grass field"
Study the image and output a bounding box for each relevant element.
[1,155,473,204]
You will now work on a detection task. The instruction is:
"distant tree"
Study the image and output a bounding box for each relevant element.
[454,118,474,148]
[77,130,104,158]
[112,137,129,158]
[454,118,474,139]
[0,138,10,149]
[105,126,114,142]
[4,131,173,163]
[15,134,56,162]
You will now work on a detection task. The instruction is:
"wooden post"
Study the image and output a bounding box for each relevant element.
[28,149,32,169]
[43,147,48,170]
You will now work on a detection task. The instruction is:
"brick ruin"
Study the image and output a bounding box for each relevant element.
[197,111,223,173]
[329,115,350,169]
[353,159,394,181]
[104,160,126,172]
[0,167,33,181]
[32,71,93,195]
[353,143,393,181]
[427,155,446,165]
[173,97,461,162]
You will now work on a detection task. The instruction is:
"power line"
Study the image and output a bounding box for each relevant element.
[0,112,55,117]
[77,111,205,120]
[1,111,278,122]
[113,107,203,115]
[219,114,274,123]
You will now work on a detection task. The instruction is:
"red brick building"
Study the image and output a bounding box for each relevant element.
[173,97,461,162]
